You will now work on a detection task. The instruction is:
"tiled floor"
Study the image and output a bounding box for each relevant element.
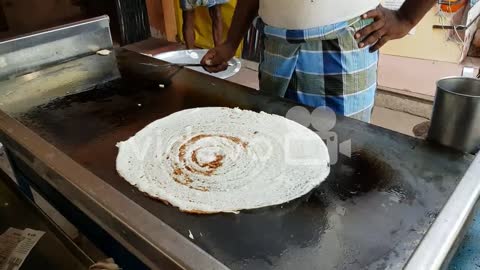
[449,207,480,270]
[226,67,260,90]
[225,62,429,137]
[371,107,428,137]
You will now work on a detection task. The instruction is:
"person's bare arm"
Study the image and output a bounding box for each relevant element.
[356,0,437,51]
[201,0,259,72]
[398,0,438,26]
[224,0,259,51]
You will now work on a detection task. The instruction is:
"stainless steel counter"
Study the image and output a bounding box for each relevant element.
[0,16,479,270]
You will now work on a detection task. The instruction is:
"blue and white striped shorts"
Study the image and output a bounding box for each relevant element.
[257,18,379,122]
[180,0,229,10]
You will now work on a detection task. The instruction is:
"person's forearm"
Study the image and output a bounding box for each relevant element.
[398,0,437,27]
[225,0,259,48]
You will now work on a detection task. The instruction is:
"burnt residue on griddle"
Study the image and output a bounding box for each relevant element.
[24,79,154,111]
[14,78,181,148]
[329,150,392,198]
[327,150,414,202]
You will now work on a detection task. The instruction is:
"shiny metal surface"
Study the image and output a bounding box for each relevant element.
[0,53,120,114]
[428,77,480,153]
[405,152,480,270]
[0,19,227,270]
[0,16,112,80]
[153,49,241,79]
[0,48,475,269]
[0,108,228,270]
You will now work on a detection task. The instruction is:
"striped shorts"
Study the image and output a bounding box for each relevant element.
[257,18,378,122]
[180,0,229,10]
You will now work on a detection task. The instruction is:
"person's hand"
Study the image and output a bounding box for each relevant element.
[355,6,415,52]
[89,258,120,270]
[200,42,236,73]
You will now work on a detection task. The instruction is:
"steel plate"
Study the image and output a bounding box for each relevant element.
[153,49,241,79]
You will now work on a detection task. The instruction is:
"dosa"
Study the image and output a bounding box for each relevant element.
[116,107,330,214]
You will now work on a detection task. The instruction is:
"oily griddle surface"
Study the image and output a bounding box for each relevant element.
[6,50,474,269]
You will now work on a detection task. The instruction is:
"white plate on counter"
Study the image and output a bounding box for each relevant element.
[153,49,241,79]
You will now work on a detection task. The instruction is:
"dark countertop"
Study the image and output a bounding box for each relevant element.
[0,49,475,269]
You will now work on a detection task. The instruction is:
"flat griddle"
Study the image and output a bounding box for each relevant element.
[0,48,474,269]
[0,17,478,270]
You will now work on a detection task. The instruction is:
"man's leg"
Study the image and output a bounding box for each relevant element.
[208,5,223,46]
[291,19,378,123]
[339,19,378,122]
[182,10,196,49]
[258,27,300,98]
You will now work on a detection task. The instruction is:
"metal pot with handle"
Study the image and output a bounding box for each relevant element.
[427,77,480,153]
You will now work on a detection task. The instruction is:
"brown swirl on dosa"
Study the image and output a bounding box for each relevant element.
[116,107,330,214]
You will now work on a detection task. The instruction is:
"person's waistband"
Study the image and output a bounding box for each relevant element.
[255,17,360,41]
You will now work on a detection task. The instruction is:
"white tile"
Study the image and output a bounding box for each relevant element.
[226,69,259,90]
[371,106,428,137]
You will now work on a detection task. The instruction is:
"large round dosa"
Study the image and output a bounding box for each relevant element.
[116,107,330,214]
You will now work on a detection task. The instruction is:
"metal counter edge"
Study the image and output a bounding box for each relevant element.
[405,152,480,270]
[0,110,229,270]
